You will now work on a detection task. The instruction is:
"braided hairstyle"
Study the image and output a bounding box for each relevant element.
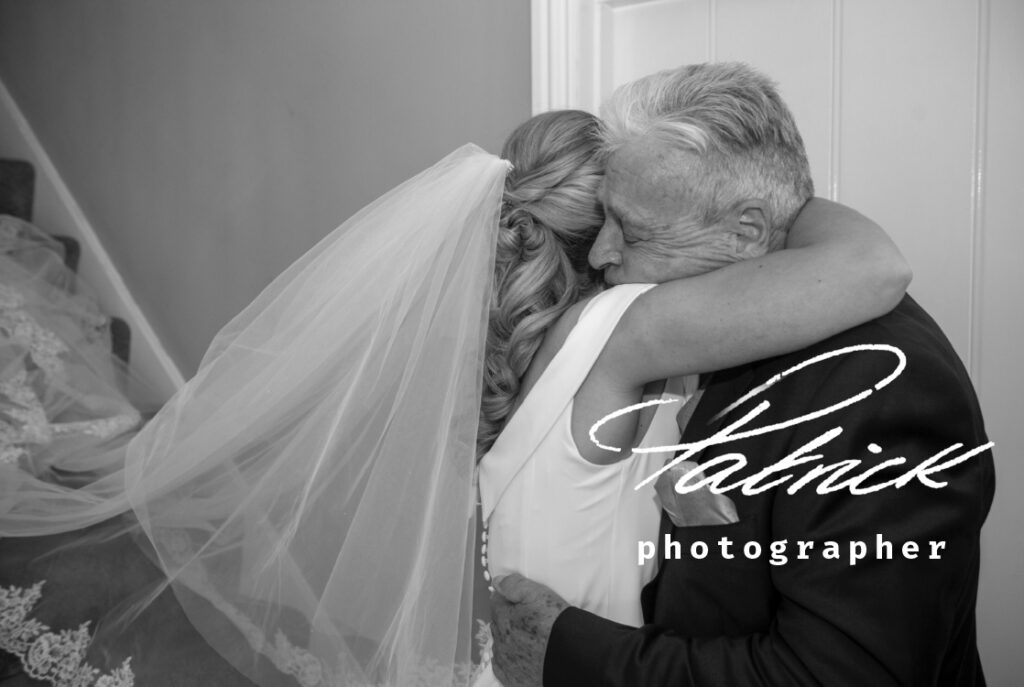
[478,110,606,455]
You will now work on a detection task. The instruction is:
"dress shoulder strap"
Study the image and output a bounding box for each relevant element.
[477,283,656,521]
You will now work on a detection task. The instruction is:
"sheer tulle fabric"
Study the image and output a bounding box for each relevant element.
[1,145,507,686]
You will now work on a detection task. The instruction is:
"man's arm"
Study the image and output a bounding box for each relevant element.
[542,334,994,686]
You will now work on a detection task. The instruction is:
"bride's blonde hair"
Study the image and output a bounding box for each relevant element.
[478,110,606,455]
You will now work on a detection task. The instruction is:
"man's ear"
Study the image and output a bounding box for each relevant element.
[732,201,770,258]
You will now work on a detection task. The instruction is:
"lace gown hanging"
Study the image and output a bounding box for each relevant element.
[0,215,147,474]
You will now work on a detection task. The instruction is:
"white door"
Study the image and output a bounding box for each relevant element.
[533,0,1023,680]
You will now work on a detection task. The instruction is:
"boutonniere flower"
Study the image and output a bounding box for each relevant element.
[654,460,739,527]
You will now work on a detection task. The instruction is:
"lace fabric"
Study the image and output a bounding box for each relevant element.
[0,216,152,685]
[0,215,155,537]
[0,582,134,687]
[0,215,148,474]
[0,285,141,466]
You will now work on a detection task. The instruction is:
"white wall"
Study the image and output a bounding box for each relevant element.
[0,0,531,376]
[540,0,1024,681]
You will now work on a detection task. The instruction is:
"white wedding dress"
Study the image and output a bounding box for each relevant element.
[475,283,696,686]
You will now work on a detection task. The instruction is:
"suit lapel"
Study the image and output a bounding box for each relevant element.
[654,365,757,567]
[683,366,758,466]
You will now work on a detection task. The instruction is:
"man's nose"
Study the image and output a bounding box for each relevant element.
[588,223,621,270]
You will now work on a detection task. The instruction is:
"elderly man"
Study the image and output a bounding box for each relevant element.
[491,62,993,686]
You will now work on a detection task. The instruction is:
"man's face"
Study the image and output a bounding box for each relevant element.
[589,137,739,285]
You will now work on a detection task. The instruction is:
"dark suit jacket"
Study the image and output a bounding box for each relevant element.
[544,295,995,686]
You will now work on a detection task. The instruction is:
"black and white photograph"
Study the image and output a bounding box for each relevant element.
[0,1,1020,686]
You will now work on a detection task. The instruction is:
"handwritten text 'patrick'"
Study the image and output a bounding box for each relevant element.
[587,344,994,497]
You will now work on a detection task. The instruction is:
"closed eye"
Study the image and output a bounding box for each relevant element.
[621,224,644,245]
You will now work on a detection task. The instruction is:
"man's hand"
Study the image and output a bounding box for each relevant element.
[490,573,569,687]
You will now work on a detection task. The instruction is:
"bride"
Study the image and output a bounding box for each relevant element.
[0,108,907,687]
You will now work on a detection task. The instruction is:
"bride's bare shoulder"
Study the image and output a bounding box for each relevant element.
[517,294,598,398]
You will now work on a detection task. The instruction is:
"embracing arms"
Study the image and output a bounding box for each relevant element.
[603,198,912,386]
[542,324,994,686]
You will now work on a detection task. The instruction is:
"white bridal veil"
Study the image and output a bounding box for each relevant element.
[1,145,509,686]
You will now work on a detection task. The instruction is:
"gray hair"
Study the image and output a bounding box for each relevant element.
[600,62,814,249]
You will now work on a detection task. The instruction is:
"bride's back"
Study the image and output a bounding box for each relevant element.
[478,284,691,628]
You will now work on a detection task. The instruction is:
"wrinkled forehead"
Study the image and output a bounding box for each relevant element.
[602,137,702,228]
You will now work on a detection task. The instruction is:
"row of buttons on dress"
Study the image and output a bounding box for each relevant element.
[481,527,493,592]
